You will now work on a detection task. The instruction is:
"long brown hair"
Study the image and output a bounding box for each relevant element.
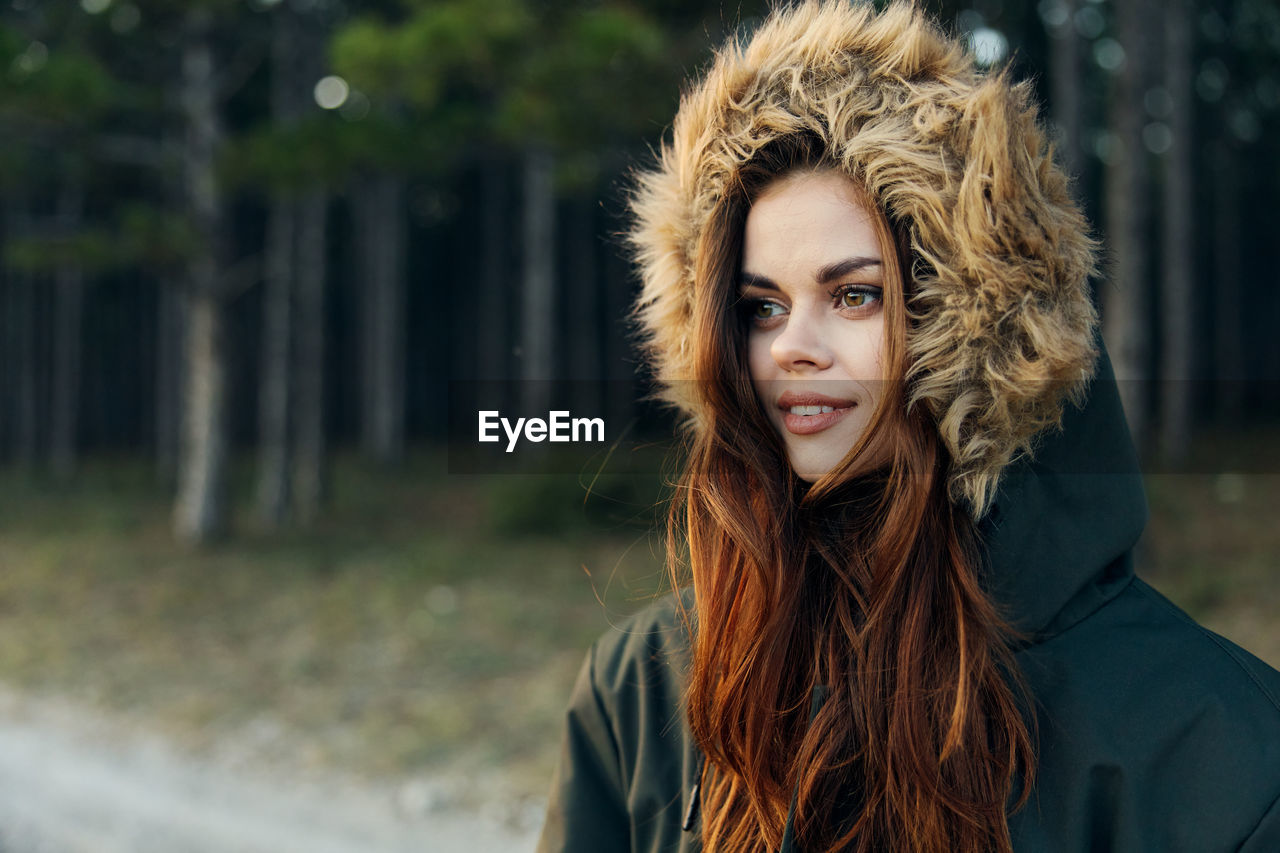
[665,133,1035,852]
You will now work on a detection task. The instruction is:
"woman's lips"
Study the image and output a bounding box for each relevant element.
[781,405,854,435]
[776,391,857,436]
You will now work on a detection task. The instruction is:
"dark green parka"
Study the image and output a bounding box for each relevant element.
[537,2,1280,850]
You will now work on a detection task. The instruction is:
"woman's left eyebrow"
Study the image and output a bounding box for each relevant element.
[739,257,882,292]
[815,256,881,283]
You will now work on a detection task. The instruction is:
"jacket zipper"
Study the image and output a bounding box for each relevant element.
[779,685,830,853]
[680,686,830,850]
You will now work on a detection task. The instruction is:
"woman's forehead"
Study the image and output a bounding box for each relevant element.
[742,171,884,280]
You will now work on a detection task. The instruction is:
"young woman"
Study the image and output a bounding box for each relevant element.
[538,3,1280,851]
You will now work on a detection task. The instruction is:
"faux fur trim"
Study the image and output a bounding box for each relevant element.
[626,0,1099,519]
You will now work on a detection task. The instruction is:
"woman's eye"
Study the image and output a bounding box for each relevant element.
[750,300,784,320]
[837,286,882,310]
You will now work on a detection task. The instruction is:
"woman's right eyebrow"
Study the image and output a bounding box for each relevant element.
[739,271,779,291]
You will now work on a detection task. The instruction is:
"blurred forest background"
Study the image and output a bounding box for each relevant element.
[2,0,1280,538]
[0,0,1278,843]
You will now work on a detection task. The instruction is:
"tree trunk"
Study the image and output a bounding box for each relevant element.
[1158,0,1193,464]
[13,267,37,470]
[1101,0,1154,448]
[155,125,186,487]
[1213,144,1243,422]
[291,3,330,522]
[4,200,38,469]
[175,293,228,541]
[1047,0,1082,179]
[357,173,406,464]
[0,204,16,464]
[0,258,7,463]
[173,7,229,544]
[256,193,294,525]
[51,182,85,480]
[255,1,303,527]
[520,147,555,415]
[156,281,185,486]
[568,196,600,415]
[292,189,328,526]
[478,157,509,387]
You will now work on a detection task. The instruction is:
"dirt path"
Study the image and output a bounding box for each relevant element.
[0,688,543,853]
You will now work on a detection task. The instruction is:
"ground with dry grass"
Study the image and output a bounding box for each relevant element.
[0,450,670,804]
[0,439,1275,822]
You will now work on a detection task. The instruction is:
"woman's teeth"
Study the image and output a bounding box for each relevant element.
[789,405,835,416]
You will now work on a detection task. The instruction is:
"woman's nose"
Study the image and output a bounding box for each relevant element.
[770,310,833,372]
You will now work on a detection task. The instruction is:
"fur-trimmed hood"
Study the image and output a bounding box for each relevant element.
[626,0,1100,518]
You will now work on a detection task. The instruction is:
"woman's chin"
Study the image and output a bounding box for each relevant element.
[786,455,838,483]
[786,448,891,485]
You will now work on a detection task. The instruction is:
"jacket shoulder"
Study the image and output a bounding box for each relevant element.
[537,592,697,853]
[590,590,693,694]
[1126,577,1280,707]
[1025,575,1280,724]
[1012,575,1280,851]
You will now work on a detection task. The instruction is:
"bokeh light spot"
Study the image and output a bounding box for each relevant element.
[314,76,350,110]
[969,27,1008,67]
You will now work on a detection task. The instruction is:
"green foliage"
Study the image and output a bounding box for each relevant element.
[493,4,671,145]
[0,139,35,190]
[115,202,197,270]
[225,113,348,190]
[4,202,196,274]
[325,0,536,176]
[0,23,24,64]
[0,35,116,126]
[332,0,531,106]
[329,17,403,101]
[480,2,676,189]
[325,0,675,183]
[5,231,118,273]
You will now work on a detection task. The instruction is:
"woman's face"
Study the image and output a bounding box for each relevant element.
[740,170,890,482]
